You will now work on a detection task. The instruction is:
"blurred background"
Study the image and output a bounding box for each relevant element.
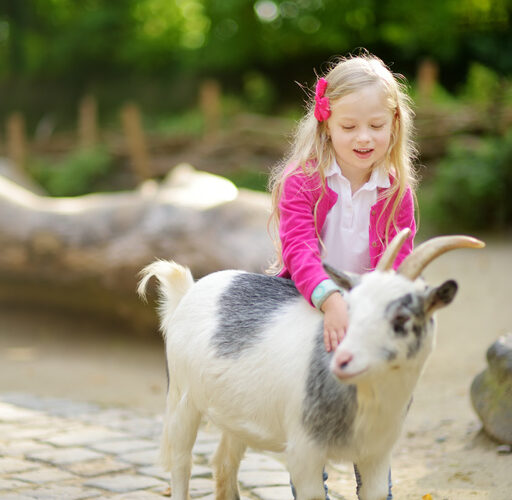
[0,1,511,407]
[1,6,512,497]
[0,0,510,230]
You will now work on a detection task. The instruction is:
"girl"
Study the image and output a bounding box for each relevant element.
[268,53,418,357]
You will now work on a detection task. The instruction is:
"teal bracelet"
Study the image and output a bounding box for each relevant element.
[311,279,343,310]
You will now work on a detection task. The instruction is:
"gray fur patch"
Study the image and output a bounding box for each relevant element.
[302,328,357,446]
[382,347,398,361]
[386,293,428,359]
[212,273,301,358]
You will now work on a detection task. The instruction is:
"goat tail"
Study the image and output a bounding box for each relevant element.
[137,260,194,323]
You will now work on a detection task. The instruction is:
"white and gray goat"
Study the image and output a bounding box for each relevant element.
[138,229,484,500]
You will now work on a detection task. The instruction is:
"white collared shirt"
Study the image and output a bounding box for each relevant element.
[320,160,390,274]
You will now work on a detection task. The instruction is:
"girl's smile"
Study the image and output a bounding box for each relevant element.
[353,148,374,159]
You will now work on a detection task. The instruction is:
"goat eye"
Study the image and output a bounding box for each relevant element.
[392,313,409,335]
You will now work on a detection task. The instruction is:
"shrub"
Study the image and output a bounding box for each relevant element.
[30,147,113,197]
[420,131,512,232]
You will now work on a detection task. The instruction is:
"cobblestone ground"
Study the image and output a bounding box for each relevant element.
[0,393,356,500]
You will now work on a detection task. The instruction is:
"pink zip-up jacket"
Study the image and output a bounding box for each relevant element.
[277,167,416,306]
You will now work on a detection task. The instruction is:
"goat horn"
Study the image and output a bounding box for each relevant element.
[376,228,412,272]
[398,235,485,280]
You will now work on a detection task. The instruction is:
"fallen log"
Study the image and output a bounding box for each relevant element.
[0,164,274,332]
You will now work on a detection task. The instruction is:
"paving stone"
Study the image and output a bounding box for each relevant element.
[0,457,39,473]
[27,447,105,466]
[0,494,34,500]
[0,477,30,489]
[139,464,212,484]
[63,456,133,477]
[113,418,161,439]
[89,438,156,455]
[111,492,163,499]
[0,393,305,500]
[82,409,156,429]
[18,484,102,499]
[13,466,76,484]
[84,473,165,493]
[192,440,218,455]
[0,402,42,423]
[39,400,100,419]
[0,439,54,457]
[238,470,290,488]
[1,424,63,441]
[0,423,18,438]
[1,393,99,419]
[189,477,215,498]
[118,448,158,466]
[138,465,169,481]
[191,464,212,478]
[149,482,172,496]
[42,427,129,447]
[0,393,63,411]
[252,485,294,500]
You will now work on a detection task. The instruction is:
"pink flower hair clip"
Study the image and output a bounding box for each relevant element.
[314,77,331,122]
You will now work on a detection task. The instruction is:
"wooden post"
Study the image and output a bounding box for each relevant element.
[417,59,439,103]
[199,79,221,141]
[6,112,27,170]
[121,102,151,181]
[78,94,98,149]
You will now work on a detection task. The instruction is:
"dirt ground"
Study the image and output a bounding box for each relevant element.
[1,235,511,499]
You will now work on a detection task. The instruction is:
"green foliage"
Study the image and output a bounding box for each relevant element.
[29,147,113,197]
[410,82,459,109]
[243,72,276,113]
[460,63,512,106]
[224,166,268,192]
[0,0,511,86]
[150,109,204,135]
[420,132,512,232]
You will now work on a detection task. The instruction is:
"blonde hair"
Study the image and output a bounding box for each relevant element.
[267,52,418,274]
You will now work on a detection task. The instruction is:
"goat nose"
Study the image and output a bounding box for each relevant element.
[335,350,353,369]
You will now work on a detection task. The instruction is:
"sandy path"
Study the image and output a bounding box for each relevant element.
[1,235,511,498]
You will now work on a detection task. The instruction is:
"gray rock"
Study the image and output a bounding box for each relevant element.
[471,333,512,444]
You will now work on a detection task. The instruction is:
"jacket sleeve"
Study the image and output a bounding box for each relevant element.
[389,186,417,269]
[278,172,330,305]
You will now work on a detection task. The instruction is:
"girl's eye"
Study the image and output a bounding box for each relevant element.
[371,124,384,129]
[342,125,355,130]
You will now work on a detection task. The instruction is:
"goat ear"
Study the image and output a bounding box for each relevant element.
[424,280,458,314]
[323,263,361,291]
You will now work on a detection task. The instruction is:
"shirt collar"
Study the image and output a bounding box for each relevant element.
[325,159,391,190]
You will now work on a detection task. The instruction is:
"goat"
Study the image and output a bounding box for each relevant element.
[138,229,484,500]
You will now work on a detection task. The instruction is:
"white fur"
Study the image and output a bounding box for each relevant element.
[139,262,446,500]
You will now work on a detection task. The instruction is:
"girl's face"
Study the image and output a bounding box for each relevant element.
[326,84,394,180]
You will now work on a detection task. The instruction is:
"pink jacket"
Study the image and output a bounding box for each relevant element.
[277,168,416,305]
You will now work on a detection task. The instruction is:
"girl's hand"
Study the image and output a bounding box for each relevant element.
[321,292,348,352]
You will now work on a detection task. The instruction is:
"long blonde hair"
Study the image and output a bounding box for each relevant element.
[267,52,418,274]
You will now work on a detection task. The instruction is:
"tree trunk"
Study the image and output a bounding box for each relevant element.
[0,164,274,332]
